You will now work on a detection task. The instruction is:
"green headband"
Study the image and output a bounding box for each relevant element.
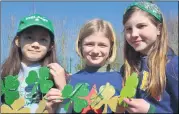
[125,2,162,22]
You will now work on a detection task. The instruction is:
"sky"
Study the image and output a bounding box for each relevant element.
[1,1,178,73]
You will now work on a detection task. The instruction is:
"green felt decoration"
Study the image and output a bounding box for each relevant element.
[61,83,89,113]
[1,75,20,105]
[118,72,139,107]
[25,67,54,96]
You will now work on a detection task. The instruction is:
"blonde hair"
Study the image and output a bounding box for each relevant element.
[123,7,168,98]
[76,18,117,64]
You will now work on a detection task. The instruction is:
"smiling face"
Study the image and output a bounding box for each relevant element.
[81,32,111,67]
[124,11,160,55]
[17,26,51,65]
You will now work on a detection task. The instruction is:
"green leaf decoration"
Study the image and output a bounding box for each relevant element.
[125,72,138,88]
[25,67,54,96]
[61,83,89,113]
[1,75,20,105]
[26,71,38,85]
[118,72,139,107]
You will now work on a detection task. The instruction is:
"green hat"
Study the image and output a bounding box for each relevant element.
[17,14,54,35]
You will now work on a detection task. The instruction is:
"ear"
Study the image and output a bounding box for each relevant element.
[15,36,20,47]
[157,24,162,36]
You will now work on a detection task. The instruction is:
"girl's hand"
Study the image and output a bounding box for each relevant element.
[45,88,63,113]
[123,98,150,113]
[47,63,66,90]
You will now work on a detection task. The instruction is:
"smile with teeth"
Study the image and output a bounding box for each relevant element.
[28,50,40,53]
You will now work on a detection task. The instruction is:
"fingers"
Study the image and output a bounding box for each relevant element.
[46,96,63,103]
[45,88,63,103]
[47,63,65,74]
[46,88,62,95]
[123,98,135,107]
[47,63,66,90]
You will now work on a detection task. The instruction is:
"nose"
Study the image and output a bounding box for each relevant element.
[31,41,40,49]
[91,46,99,55]
[131,28,139,38]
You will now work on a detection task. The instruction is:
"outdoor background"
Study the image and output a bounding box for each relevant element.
[1,1,178,74]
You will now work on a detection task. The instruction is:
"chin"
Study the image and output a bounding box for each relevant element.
[28,57,43,62]
[133,47,145,52]
[89,62,104,66]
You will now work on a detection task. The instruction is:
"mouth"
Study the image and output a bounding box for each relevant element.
[28,50,41,53]
[132,40,142,45]
[90,56,101,60]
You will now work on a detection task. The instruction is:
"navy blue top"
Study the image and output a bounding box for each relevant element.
[121,48,178,113]
[69,67,123,113]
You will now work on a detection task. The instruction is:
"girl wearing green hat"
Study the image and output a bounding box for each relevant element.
[1,14,66,113]
[120,1,178,113]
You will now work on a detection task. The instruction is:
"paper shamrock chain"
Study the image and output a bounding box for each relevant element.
[1,68,138,113]
[0,75,20,105]
[61,83,90,113]
[1,67,53,106]
[25,67,54,96]
[118,72,139,107]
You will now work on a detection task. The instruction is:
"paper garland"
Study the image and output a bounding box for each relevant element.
[1,68,139,113]
[1,67,54,105]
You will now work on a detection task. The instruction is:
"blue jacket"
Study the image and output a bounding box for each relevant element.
[121,48,178,113]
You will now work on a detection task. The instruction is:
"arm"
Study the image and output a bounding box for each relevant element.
[166,56,178,113]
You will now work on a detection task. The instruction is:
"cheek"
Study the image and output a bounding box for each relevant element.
[103,47,111,56]
[82,46,91,54]
[125,34,132,44]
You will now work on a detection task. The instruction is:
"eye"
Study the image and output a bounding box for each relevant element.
[125,27,132,32]
[26,36,32,40]
[137,24,146,29]
[99,43,107,48]
[40,38,48,42]
[84,43,94,46]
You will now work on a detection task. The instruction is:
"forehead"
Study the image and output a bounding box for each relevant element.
[83,32,110,42]
[22,26,50,36]
[125,11,150,25]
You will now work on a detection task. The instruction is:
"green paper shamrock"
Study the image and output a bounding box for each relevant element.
[0,75,20,105]
[118,72,139,107]
[25,67,54,96]
[61,83,89,113]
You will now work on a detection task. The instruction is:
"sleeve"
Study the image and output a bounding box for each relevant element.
[166,56,178,113]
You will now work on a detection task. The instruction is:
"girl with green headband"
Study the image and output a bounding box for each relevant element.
[120,1,178,113]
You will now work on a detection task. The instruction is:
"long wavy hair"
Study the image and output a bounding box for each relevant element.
[123,7,168,98]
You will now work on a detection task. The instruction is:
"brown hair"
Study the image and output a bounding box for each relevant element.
[123,7,168,98]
